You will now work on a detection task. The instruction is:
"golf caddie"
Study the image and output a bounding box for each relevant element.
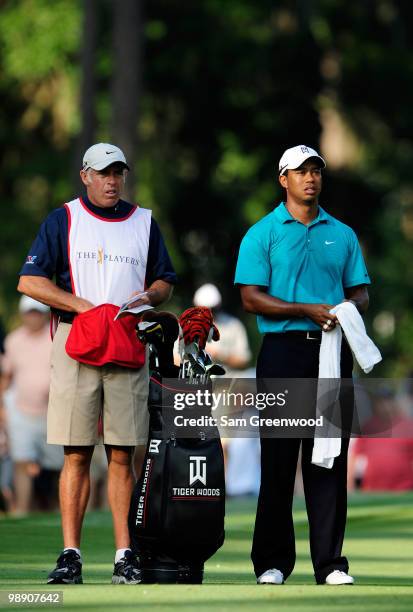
[235,145,370,585]
[18,143,177,585]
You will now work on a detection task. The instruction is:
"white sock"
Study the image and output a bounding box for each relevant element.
[115,548,131,564]
[64,547,82,562]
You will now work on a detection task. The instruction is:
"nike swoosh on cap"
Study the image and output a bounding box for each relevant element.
[105,151,116,154]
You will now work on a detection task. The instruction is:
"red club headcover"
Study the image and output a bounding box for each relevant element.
[179,306,220,349]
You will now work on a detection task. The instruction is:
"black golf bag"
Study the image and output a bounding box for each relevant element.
[128,310,226,584]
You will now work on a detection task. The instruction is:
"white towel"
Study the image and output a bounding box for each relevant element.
[312,301,382,469]
[312,325,343,468]
[332,301,382,374]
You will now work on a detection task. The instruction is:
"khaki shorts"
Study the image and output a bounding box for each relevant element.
[47,323,149,446]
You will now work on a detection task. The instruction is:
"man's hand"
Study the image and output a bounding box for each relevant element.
[126,291,151,310]
[18,276,94,313]
[301,304,337,332]
[75,298,95,314]
[127,280,173,309]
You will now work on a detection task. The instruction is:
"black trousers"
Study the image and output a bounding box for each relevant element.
[251,333,353,584]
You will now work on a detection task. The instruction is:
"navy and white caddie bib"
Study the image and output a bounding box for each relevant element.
[65,198,152,306]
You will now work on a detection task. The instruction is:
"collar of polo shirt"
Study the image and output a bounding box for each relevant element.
[274,202,330,225]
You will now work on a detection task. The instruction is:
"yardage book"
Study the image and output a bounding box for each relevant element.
[114,292,154,320]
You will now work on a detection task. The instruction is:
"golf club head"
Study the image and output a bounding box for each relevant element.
[200,348,225,376]
[200,349,212,367]
[139,311,179,344]
[137,320,164,347]
[187,353,207,375]
[205,363,226,376]
[137,320,159,333]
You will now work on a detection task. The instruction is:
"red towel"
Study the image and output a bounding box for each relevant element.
[65,303,145,368]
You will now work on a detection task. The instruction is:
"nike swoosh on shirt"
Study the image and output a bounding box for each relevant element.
[325,241,336,245]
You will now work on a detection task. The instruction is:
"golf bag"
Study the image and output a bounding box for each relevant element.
[128,309,226,584]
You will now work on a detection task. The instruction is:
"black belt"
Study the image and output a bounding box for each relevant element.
[53,311,76,324]
[266,331,322,341]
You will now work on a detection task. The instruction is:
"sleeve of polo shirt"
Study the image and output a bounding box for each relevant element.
[342,229,371,288]
[145,218,178,286]
[19,209,65,279]
[234,227,270,287]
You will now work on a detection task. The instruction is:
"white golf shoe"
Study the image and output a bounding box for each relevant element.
[257,568,284,584]
[325,570,354,585]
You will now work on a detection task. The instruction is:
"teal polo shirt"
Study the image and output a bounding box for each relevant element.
[235,202,371,333]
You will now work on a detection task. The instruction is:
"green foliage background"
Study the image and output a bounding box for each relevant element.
[1,0,413,374]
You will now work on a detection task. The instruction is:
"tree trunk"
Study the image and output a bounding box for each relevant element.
[110,0,143,201]
[74,0,98,190]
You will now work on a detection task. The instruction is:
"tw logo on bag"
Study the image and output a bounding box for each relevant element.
[149,439,161,454]
[189,456,207,486]
[171,456,220,499]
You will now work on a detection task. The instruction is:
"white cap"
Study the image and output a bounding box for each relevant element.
[19,295,49,314]
[193,284,222,309]
[278,145,325,175]
[82,143,129,171]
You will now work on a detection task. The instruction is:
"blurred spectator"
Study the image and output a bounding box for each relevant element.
[0,318,4,354]
[193,283,251,373]
[193,284,260,497]
[348,389,413,491]
[0,318,14,513]
[225,437,261,497]
[1,296,63,514]
[0,423,14,514]
[397,372,413,417]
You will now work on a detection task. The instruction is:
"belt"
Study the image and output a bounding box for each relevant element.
[266,331,322,341]
[55,311,76,324]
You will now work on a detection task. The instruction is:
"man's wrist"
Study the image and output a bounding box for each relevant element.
[145,290,155,306]
[146,289,164,307]
[293,303,307,318]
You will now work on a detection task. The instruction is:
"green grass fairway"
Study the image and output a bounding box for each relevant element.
[1,493,412,611]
